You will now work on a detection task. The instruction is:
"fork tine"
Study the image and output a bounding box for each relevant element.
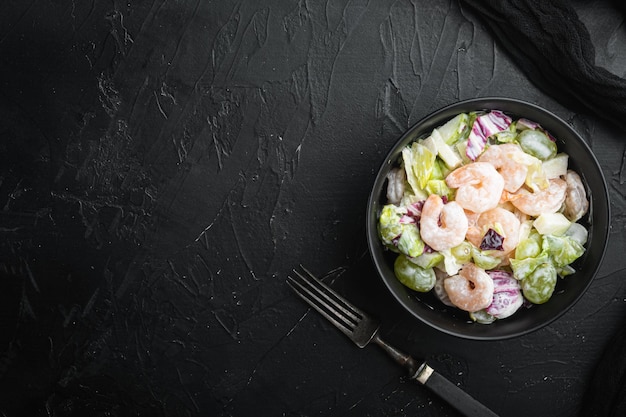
[287,267,363,336]
[294,266,364,324]
[286,277,354,337]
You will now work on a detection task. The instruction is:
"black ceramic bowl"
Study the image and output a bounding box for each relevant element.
[367,97,610,340]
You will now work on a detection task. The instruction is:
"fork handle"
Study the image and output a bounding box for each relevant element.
[413,363,500,417]
[373,335,499,416]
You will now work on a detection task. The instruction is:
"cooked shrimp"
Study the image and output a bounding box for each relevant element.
[507,178,567,216]
[465,226,483,249]
[444,263,494,312]
[465,209,480,228]
[419,194,468,251]
[563,170,589,222]
[497,201,529,223]
[445,162,504,213]
[476,207,521,256]
[478,144,528,192]
[464,209,483,248]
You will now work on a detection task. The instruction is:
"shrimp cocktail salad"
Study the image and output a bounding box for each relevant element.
[378,110,590,324]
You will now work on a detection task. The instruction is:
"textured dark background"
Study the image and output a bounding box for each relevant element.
[1,1,625,416]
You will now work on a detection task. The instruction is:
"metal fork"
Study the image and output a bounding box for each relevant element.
[287,265,500,417]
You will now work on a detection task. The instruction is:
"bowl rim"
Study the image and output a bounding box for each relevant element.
[366,97,611,340]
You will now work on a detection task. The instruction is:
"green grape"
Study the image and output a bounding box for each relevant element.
[521,263,557,304]
[470,309,496,324]
[564,222,588,245]
[518,129,557,161]
[394,254,436,292]
[494,129,517,143]
[471,246,501,270]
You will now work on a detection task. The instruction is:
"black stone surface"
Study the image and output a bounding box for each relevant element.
[1,1,625,416]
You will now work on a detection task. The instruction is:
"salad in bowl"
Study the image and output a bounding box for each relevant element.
[367,98,609,339]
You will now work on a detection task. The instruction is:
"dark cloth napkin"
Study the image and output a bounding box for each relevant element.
[461,0,626,131]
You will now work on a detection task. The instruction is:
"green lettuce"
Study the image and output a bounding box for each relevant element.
[542,234,585,268]
[396,223,425,258]
[378,204,424,258]
[378,204,405,246]
[510,252,550,281]
[510,233,584,282]
[402,142,435,193]
[514,231,542,260]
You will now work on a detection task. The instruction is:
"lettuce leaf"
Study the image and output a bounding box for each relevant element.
[542,234,585,268]
[402,142,435,192]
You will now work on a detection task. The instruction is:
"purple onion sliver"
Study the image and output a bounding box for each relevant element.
[517,118,540,130]
[399,215,415,224]
[488,270,520,292]
[487,269,514,280]
[407,201,423,218]
[476,112,508,138]
[486,110,513,130]
[492,277,521,293]
[466,123,487,160]
[486,290,524,319]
